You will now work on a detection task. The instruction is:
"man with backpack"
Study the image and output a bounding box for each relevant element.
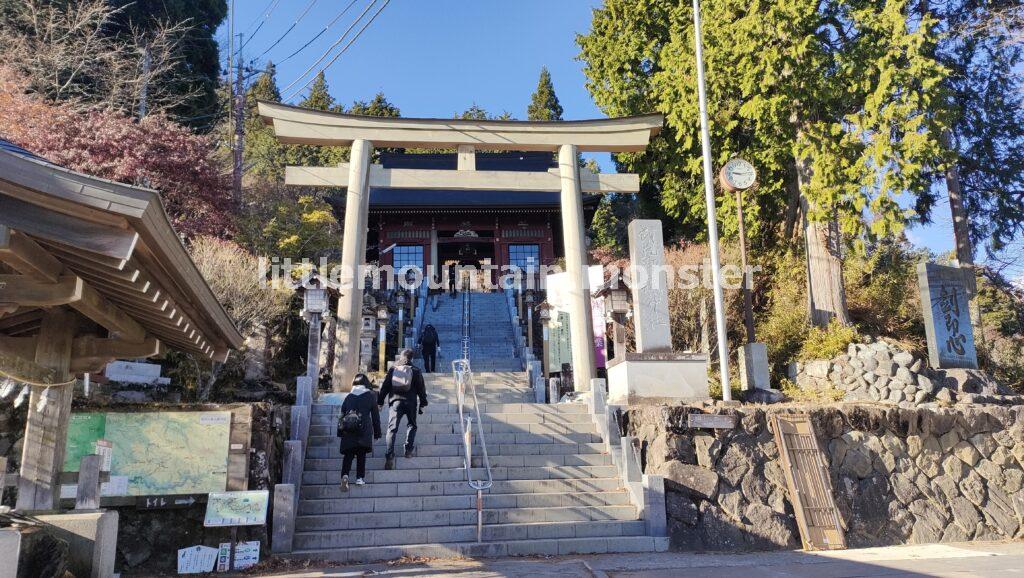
[418,323,440,373]
[337,374,382,490]
[378,348,428,469]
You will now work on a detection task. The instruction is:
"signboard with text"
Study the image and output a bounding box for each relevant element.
[204,490,269,527]
[917,262,978,369]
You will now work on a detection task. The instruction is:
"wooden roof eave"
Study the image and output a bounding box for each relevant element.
[0,148,244,356]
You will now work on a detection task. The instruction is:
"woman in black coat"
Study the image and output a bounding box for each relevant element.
[338,374,382,490]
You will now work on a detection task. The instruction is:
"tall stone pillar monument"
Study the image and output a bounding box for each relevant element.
[607,220,709,404]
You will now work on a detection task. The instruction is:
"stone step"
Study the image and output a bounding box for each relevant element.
[306,431,602,448]
[302,452,613,472]
[287,535,669,563]
[309,421,597,437]
[298,489,633,515]
[305,441,606,459]
[293,519,645,550]
[294,504,638,531]
[302,465,619,485]
[310,411,593,426]
[311,402,589,415]
[299,477,624,500]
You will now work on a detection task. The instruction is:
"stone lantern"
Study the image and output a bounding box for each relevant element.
[376,304,389,373]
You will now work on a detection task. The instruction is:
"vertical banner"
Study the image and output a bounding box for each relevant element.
[546,266,606,370]
[588,266,607,369]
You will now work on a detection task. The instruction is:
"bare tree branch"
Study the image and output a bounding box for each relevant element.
[0,0,202,118]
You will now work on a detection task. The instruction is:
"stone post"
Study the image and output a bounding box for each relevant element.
[332,139,373,392]
[558,144,596,391]
[627,220,672,352]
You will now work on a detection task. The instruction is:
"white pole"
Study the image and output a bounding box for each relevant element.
[692,0,732,401]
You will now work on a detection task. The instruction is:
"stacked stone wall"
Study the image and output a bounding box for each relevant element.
[627,403,1024,551]
[792,340,1018,405]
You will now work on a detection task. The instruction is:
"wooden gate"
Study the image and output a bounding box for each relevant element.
[771,414,847,550]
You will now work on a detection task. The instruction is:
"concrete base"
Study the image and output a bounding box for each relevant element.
[0,528,20,578]
[36,510,118,578]
[738,342,771,390]
[607,353,709,405]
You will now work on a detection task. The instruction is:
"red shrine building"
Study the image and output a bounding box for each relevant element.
[327,151,603,278]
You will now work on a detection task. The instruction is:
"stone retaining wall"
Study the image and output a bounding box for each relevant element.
[791,339,1017,405]
[626,403,1024,551]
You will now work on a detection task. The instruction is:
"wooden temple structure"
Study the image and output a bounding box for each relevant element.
[0,139,244,510]
[326,151,603,277]
[258,101,662,393]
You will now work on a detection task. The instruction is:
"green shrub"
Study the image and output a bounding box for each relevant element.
[779,378,845,403]
[844,240,926,344]
[757,252,810,372]
[799,319,860,361]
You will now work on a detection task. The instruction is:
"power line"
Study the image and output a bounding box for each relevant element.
[237,0,283,56]
[241,0,276,34]
[278,0,361,66]
[280,0,381,96]
[283,0,391,101]
[255,0,320,60]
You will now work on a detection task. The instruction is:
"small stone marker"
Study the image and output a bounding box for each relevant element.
[627,220,672,352]
[917,262,978,369]
[738,342,771,390]
[687,413,737,429]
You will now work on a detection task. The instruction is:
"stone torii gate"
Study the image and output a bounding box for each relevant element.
[257,101,662,392]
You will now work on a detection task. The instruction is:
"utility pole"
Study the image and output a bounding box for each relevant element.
[233,33,245,204]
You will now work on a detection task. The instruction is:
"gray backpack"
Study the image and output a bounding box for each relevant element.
[391,365,413,394]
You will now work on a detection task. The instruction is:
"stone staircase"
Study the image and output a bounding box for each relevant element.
[424,292,523,373]
[293,371,667,563]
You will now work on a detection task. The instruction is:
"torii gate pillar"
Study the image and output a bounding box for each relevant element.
[558,144,596,391]
[332,139,373,392]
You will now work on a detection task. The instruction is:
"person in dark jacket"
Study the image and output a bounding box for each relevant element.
[378,348,428,469]
[418,324,440,373]
[338,373,382,490]
[448,263,458,297]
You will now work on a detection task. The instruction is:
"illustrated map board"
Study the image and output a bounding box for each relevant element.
[63,411,231,496]
[204,490,270,527]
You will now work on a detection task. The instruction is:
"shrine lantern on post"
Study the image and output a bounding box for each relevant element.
[298,272,332,381]
[594,269,630,363]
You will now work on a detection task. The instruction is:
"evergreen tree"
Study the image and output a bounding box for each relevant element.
[457,104,490,120]
[107,0,228,128]
[527,67,564,121]
[579,0,948,327]
[242,62,288,182]
[301,72,336,111]
[290,72,345,167]
[350,92,401,117]
[931,0,1024,262]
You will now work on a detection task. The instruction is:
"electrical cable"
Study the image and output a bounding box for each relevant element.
[255,0,320,60]
[280,0,381,96]
[277,0,361,66]
[283,0,391,101]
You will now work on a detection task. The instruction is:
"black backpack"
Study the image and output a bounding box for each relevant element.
[339,409,362,435]
[422,327,438,347]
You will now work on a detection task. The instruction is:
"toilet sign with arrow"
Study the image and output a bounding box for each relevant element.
[136,494,201,510]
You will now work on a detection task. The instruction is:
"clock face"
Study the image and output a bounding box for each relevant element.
[722,158,756,190]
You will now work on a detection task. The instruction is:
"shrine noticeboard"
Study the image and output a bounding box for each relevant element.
[917,262,978,369]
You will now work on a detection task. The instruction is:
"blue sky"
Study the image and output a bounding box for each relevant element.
[218,0,968,261]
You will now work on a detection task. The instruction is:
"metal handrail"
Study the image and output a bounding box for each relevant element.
[451,290,493,543]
